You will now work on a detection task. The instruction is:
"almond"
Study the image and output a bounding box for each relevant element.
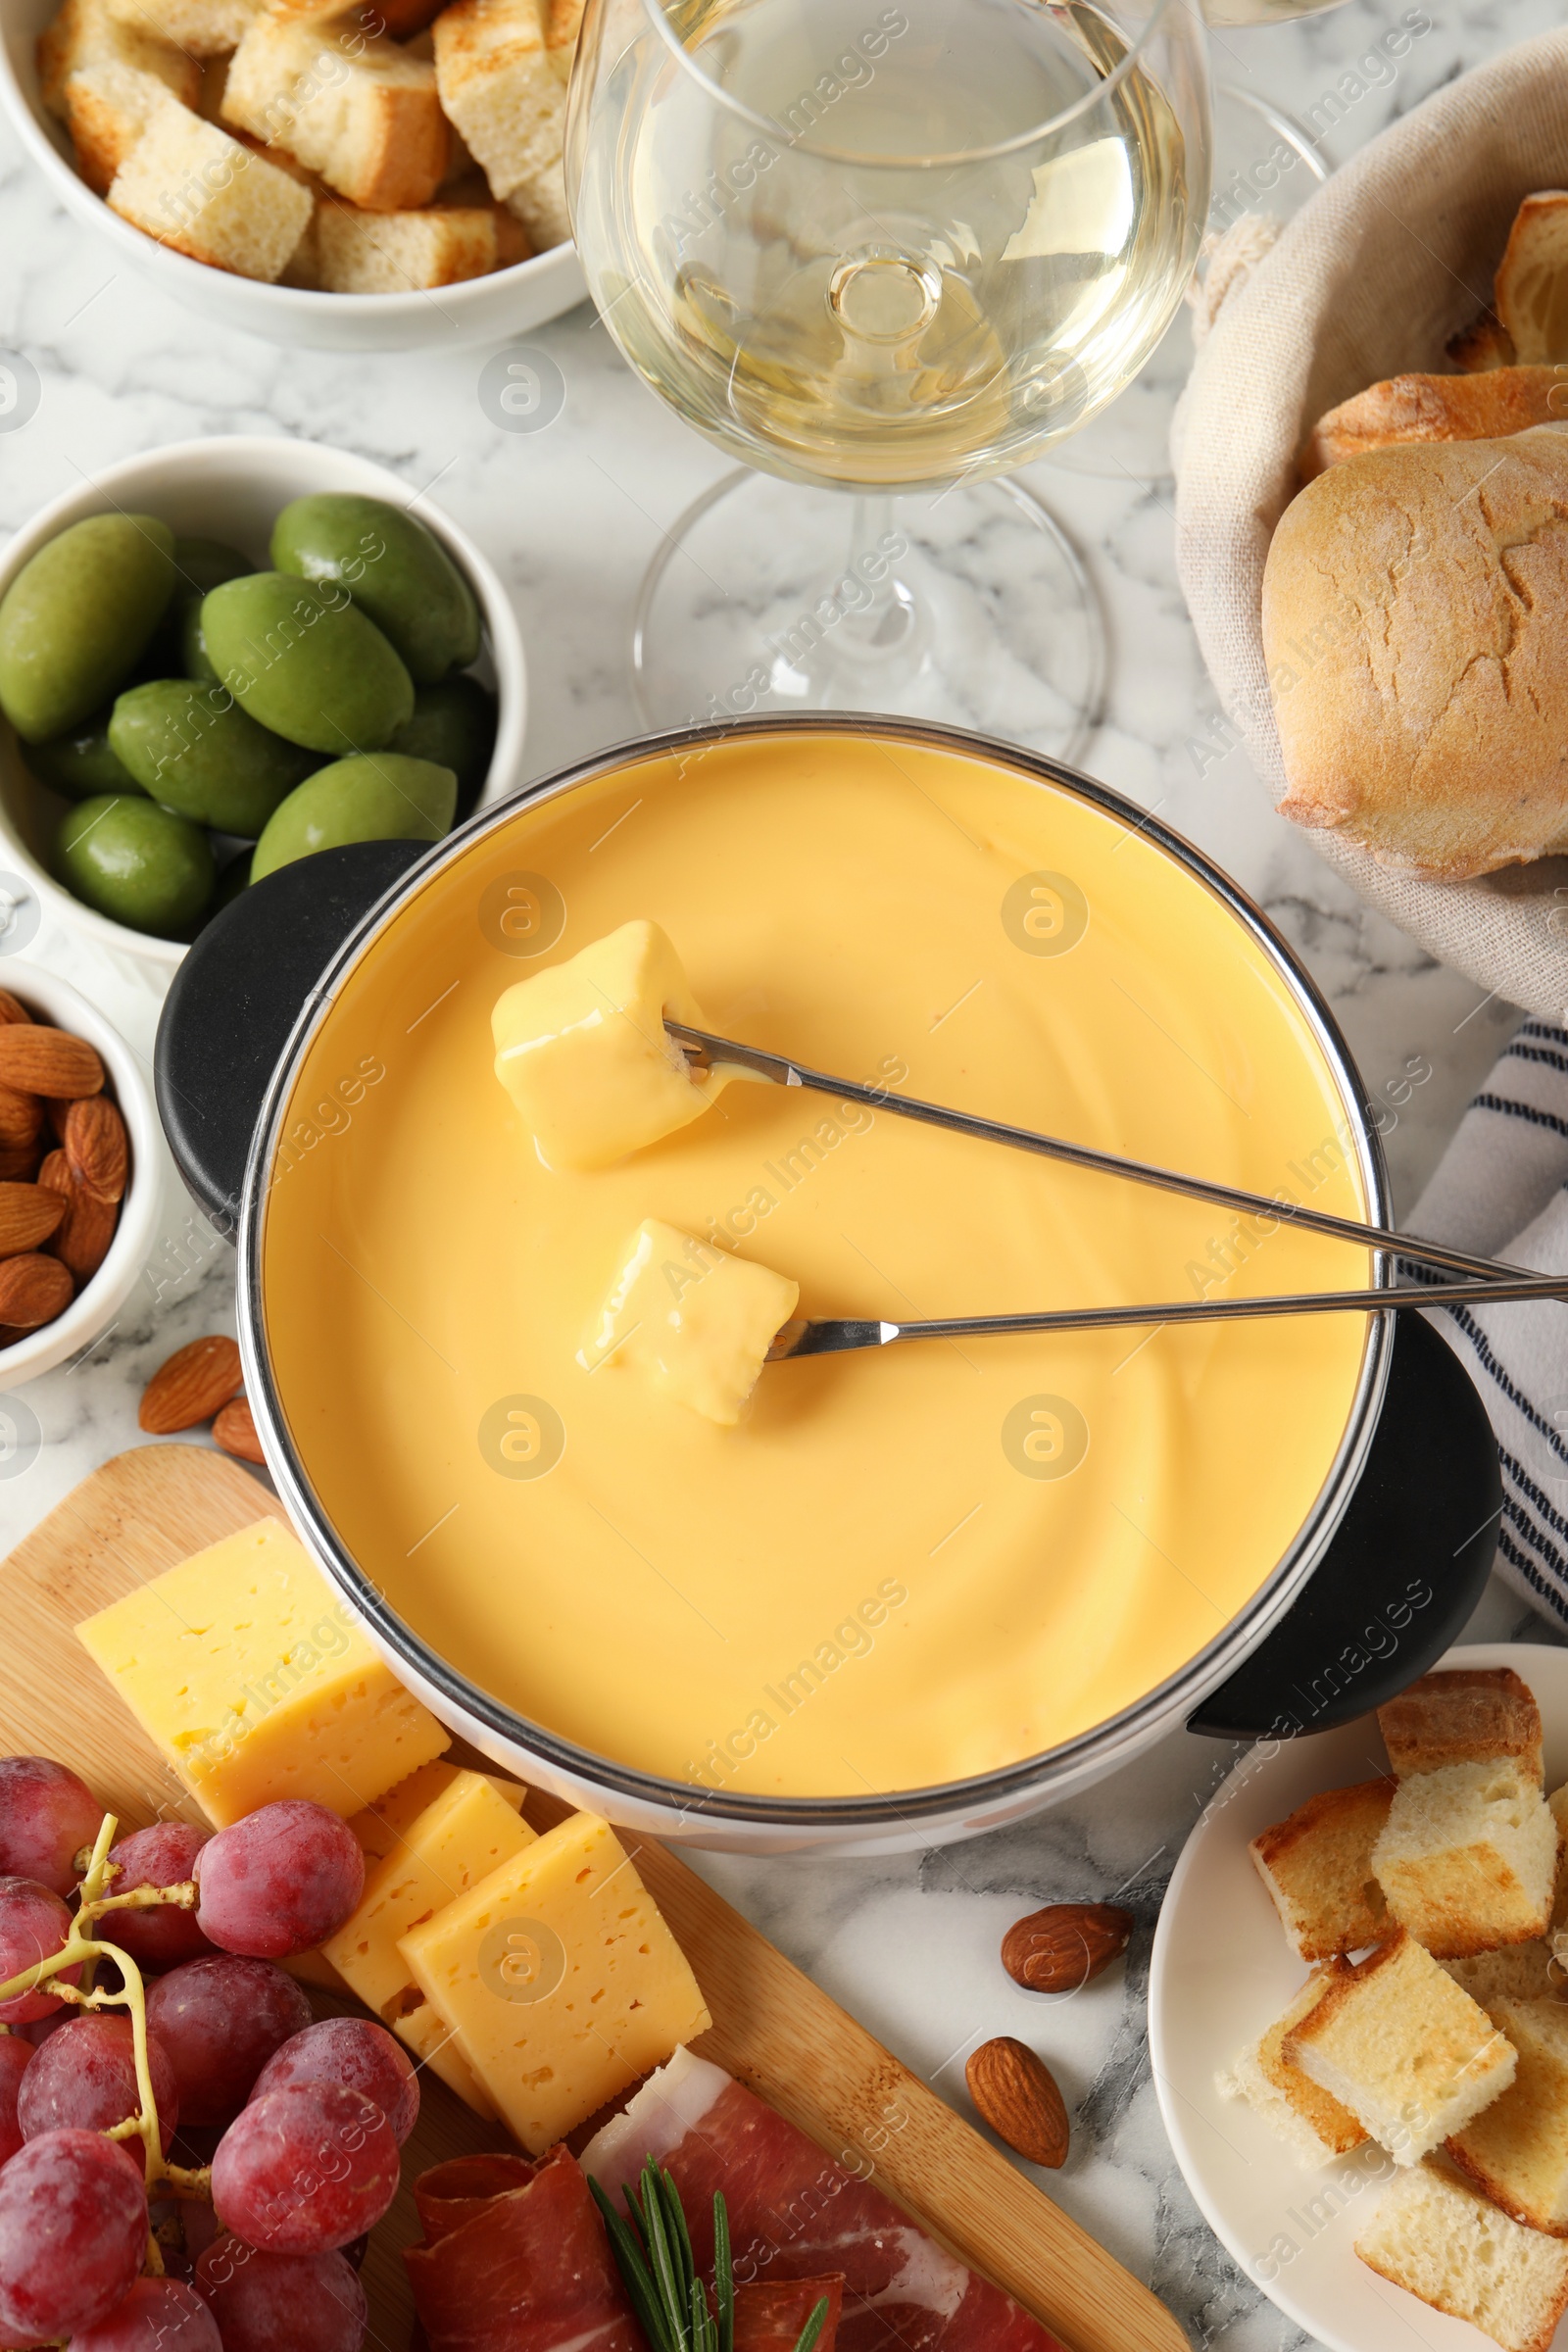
[1001,1903,1135,1996]
[0,1252,73,1331]
[0,1146,39,1182]
[45,1161,119,1284]
[0,993,31,1026]
[0,1083,40,1152]
[0,1027,102,1101]
[0,1183,66,1259]
[139,1335,243,1434]
[213,1396,265,1465]
[965,2037,1069,2169]
[64,1096,127,1204]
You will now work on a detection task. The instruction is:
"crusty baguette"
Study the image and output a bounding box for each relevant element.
[1250,1779,1394,1960]
[1447,310,1517,372]
[63,58,170,192]
[104,0,263,57]
[222,15,448,211]
[37,0,198,116]
[109,96,314,281]
[1356,2162,1568,2352]
[1495,192,1568,368]
[1302,368,1568,480]
[1380,1669,1544,1785]
[315,199,501,290]
[1262,426,1568,881]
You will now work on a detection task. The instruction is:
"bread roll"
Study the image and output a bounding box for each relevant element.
[1263,426,1568,881]
[1302,368,1568,479]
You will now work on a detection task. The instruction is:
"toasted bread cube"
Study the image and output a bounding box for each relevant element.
[1372,1761,1559,1958]
[63,59,170,191]
[38,0,198,114]
[1379,1668,1544,1784]
[1495,192,1568,368]
[105,0,263,56]
[109,99,314,282]
[1250,1778,1395,1961]
[433,0,559,207]
[1444,1942,1562,2018]
[276,198,320,285]
[1219,1966,1368,2168]
[1356,2162,1568,2352]
[222,16,448,211]
[1285,1932,1516,2164]
[315,199,500,290]
[1448,1997,1568,2235]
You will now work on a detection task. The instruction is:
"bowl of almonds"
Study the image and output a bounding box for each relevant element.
[0,961,160,1389]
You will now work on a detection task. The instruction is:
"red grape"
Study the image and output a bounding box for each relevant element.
[195,1803,365,1959]
[250,2016,418,2144]
[103,1824,215,1970]
[0,1876,79,2022]
[212,2081,399,2252]
[68,2275,220,2350]
[194,2239,366,2352]
[145,1955,312,2125]
[0,2129,147,2339]
[0,1758,100,1896]
[0,2034,30,2165]
[18,2011,177,2153]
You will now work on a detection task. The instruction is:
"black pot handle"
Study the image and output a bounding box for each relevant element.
[155,841,428,1235]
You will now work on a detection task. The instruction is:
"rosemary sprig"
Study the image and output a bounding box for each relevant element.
[590,2156,829,2352]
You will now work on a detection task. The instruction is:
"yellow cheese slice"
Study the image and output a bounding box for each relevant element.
[396,1810,711,2152]
[348,1761,525,1863]
[74,1517,451,1828]
[387,1987,499,2120]
[580,1219,799,1425]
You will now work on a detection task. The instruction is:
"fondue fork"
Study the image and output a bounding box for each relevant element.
[668,1021,1525,1287]
[765,1273,1568,1360]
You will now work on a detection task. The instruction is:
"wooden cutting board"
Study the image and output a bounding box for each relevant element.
[0,1446,1187,2352]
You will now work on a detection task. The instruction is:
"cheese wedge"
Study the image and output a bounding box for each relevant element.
[397,1810,711,2150]
[75,1517,450,1827]
[347,1760,524,1863]
[579,1219,799,1425]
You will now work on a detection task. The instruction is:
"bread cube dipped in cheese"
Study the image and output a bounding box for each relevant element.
[397,1809,711,2152]
[323,1764,536,2116]
[104,0,262,58]
[1371,1760,1560,1958]
[37,0,199,118]
[492,919,757,1172]
[1356,2162,1568,2352]
[1284,1931,1517,2166]
[1448,1995,1568,2236]
[107,94,316,280]
[1219,1965,1369,2169]
[75,1517,451,1826]
[581,1220,799,1426]
[1379,1668,1544,1786]
[221,13,449,212]
[1250,1778,1396,1961]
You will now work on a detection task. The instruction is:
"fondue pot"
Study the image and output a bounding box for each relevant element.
[155,717,1500,1855]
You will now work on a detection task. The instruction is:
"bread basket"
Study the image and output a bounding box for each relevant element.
[1175,28,1568,1020]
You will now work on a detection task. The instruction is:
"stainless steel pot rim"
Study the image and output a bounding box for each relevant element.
[240,711,1393,1830]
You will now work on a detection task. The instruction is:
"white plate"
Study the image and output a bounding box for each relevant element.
[1150,1642,1568,2352]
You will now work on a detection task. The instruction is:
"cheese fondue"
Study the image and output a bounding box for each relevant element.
[262,732,1374,1799]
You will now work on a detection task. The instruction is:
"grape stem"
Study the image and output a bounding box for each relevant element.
[0,1812,211,2216]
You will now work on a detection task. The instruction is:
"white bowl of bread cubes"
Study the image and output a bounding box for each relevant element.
[0,0,585,346]
[1154,1654,1568,2352]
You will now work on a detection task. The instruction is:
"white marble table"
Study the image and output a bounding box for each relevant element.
[1,2,1563,2343]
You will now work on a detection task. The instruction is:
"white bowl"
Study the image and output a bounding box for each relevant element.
[0,434,529,987]
[0,0,585,349]
[0,962,162,1391]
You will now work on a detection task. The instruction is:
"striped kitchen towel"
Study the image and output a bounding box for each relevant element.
[1406,1020,1568,1621]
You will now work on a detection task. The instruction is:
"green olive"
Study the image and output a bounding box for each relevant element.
[145,538,256,682]
[0,515,176,742]
[386,675,497,819]
[23,710,143,802]
[109,679,318,837]
[270,495,481,685]
[251,754,457,882]
[181,597,219,685]
[201,573,414,753]
[56,794,215,937]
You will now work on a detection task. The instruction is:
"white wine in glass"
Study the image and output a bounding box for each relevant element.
[566,0,1210,739]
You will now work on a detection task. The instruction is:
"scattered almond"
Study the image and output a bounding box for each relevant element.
[0,1252,74,1330]
[44,1157,119,1284]
[966,2036,1069,2169]
[0,1027,103,1101]
[64,1096,128,1204]
[139,1335,244,1434]
[213,1396,265,1465]
[1001,1903,1135,1996]
[0,993,30,1025]
[0,1182,66,1260]
[0,1083,41,1153]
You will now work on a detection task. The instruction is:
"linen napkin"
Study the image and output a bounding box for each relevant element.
[1406,1021,1568,1620]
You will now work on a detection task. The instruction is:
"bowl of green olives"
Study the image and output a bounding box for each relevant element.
[0,436,526,983]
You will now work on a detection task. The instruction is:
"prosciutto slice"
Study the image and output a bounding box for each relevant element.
[582,2050,1067,2352]
[406,2144,648,2352]
[734,2277,844,2348]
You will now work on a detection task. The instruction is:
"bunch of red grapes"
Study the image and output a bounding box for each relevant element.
[0,1755,416,2349]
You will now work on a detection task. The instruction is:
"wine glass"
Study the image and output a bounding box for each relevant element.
[565,0,1211,750]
